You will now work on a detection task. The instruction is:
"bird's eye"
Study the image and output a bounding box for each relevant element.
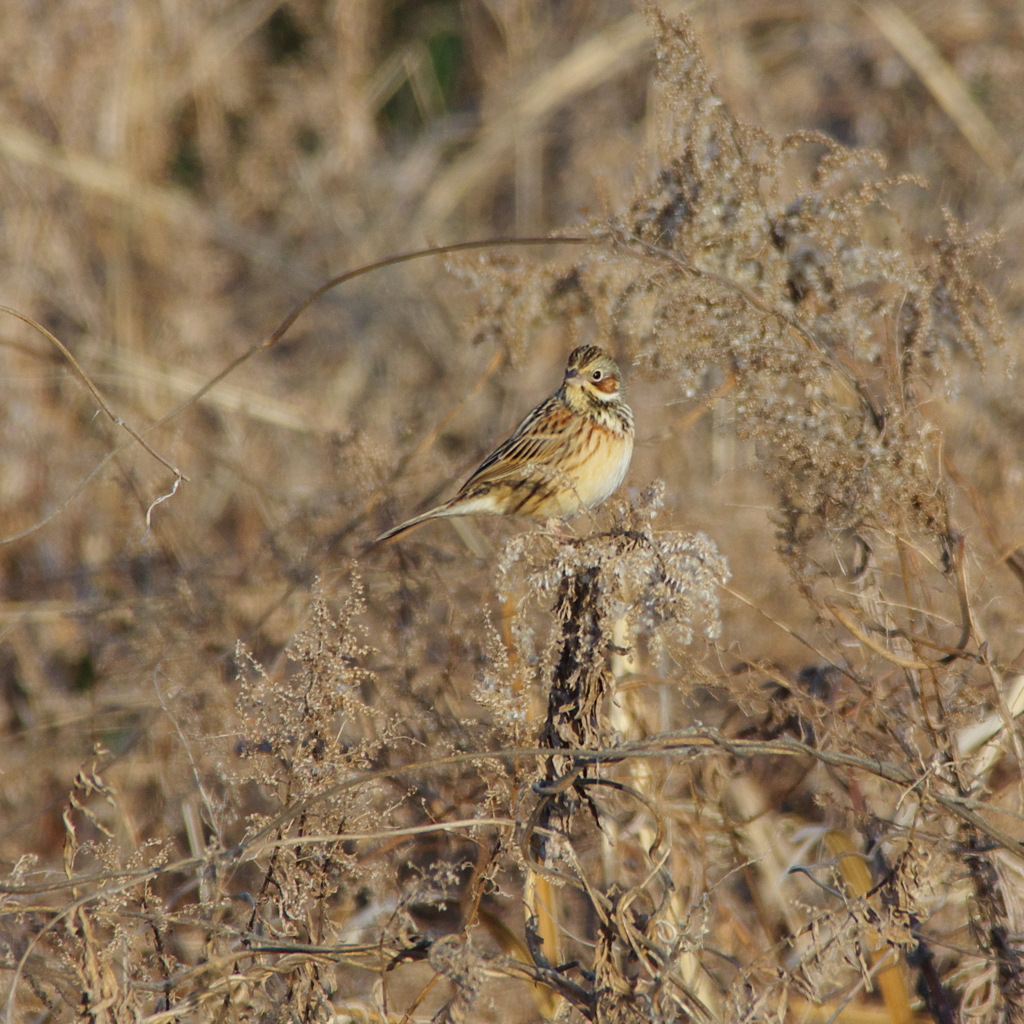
[591,369,603,381]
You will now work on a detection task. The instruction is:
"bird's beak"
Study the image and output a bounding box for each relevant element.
[564,366,582,382]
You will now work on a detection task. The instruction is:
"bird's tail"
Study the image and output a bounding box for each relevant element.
[371,502,457,546]
[370,489,502,547]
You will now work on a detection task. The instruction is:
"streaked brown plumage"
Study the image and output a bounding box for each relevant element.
[374,345,634,544]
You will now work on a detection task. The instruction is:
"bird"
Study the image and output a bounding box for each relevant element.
[374,345,634,545]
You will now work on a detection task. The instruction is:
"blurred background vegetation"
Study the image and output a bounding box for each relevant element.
[1,1,1024,1021]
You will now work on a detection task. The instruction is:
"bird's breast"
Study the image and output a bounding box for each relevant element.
[546,418,633,518]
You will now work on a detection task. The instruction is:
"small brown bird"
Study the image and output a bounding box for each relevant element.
[374,345,634,544]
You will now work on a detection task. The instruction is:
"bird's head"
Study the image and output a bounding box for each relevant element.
[563,345,623,403]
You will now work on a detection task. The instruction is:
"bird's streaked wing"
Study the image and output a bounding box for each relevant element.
[458,396,574,492]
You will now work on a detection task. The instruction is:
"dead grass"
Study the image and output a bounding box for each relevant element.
[1,1,1024,1021]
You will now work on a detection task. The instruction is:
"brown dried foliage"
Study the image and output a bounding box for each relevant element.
[2,2,1024,1022]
